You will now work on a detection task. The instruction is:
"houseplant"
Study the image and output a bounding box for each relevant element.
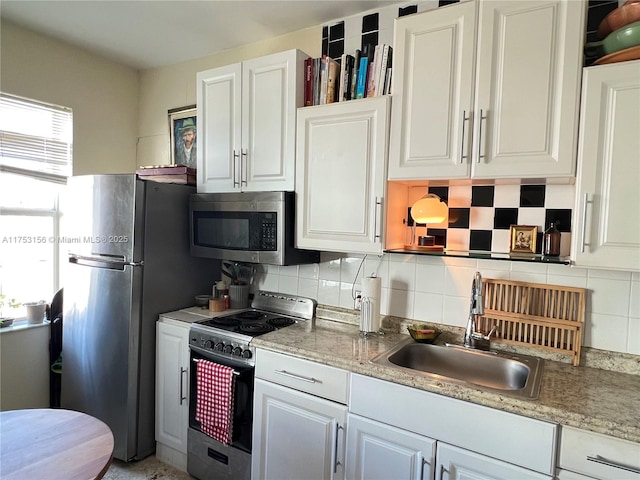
[0,294,21,328]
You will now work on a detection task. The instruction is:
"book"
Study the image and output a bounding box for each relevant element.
[136,165,195,176]
[139,174,196,185]
[383,67,393,95]
[319,55,329,104]
[350,49,361,100]
[338,53,347,102]
[304,57,314,106]
[341,54,354,101]
[326,57,340,104]
[367,44,381,97]
[376,45,390,96]
[355,45,371,99]
[313,57,321,106]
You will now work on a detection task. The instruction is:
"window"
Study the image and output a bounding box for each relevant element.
[0,93,72,318]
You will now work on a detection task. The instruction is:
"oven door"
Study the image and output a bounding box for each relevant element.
[189,348,254,453]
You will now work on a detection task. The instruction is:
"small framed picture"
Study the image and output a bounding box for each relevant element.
[509,225,538,254]
[169,105,197,168]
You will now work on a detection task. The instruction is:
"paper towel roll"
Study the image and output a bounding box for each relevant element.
[360,276,381,333]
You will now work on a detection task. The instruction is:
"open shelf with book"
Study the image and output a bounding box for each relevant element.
[304,43,392,106]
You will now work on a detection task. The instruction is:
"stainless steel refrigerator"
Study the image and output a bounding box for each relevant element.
[61,174,219,461]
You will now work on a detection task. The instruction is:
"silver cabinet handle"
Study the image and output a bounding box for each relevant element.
[460,110,470,164]
[233,150,240,187]
[334,423,344,473]
[241,148,248,186]
[274,369,322,384]
[179,367,187,405]
[477,109,487,163]
[580,193,593,253]
[587,455,640,474]
[420,457,431,480]
[439,464,447,480]
[374,197,383,240]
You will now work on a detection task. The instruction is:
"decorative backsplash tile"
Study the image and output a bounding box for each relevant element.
[409,184,576,255]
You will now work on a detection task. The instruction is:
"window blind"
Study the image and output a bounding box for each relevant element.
[0,93,73,182]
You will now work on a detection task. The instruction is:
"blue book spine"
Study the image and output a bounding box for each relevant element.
[355,57,369,99]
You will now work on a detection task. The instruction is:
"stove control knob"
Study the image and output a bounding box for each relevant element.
[242,349,253,359]
[232,346,243,356]
[223,344,233,354]
[204,340,214,349]
[214,342,225,352]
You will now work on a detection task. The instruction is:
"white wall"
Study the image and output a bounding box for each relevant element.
[253,253,640,355]
[0,20,139,175]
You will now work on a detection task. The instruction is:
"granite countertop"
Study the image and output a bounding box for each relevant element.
[252,316,640,444]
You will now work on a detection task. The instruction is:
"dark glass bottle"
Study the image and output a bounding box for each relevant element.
[543,222,561,256]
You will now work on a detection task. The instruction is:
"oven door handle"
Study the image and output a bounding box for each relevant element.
[274,369,322,384]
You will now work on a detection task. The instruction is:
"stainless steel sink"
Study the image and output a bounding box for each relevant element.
[371,338,543,399]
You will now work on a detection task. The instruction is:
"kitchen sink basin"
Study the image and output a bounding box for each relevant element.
[371,338,543,399]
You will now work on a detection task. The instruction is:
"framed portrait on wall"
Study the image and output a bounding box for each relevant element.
[169,105,197,168]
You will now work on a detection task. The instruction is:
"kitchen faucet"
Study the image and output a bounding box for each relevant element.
[463,271,492,350]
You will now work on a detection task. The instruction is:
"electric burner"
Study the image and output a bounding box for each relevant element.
[189,291,317,366]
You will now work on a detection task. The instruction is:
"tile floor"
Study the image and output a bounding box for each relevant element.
[103,456,192,480]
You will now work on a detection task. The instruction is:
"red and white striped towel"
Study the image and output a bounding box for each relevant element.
[195,359,236,445]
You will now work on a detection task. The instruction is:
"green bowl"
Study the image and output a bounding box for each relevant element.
[585,21,640,58]
[407,324,441,343]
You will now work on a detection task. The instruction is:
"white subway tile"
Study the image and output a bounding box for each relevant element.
[490,230,510,254]
[341,255,365,284]
[469,207,495,230]
[587,268,632,281]
[544,184,575,209]
[388,259,417,291]
[279,265,299,277]
[388,252,418,263]
[446,229,470,251]
[546,274,587,289]
[297,277,318,300]
[511,261,548,274]
[388,289,414,319]
[509,271,547,284]
[548,264,587,277]
[629,280,640,318]
[339,282,357,310]
[585,312,629,353]
[587,277,631,317]
[259,273,279,293]
[413,292,444,323]
[364,255,388,287]
[442,296,468,328]
[318,279,340,306]
[516,208,545,228]
[319,256,341,281]
[415,262,445,294]
[278,275,298,295]
[298,263,319,280]
[442,256,477,268]
[448,185,472,207]
[627,316,640,355]
[444,265,477,297]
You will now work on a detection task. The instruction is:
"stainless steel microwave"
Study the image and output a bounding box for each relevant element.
[189,191,320,266]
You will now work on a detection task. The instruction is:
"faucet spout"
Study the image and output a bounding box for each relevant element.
[463,272,484,348]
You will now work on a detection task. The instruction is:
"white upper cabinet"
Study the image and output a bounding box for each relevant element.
[572,61,640,271]
[296,97,390,254]
[388,0,585,181]
[197,49,306,192]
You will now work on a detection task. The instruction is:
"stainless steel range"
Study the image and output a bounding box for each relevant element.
[187,290,316,480]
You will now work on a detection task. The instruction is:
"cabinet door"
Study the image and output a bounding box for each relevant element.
[296,97,390,254]
[252,378,347,480]
[345,413,436,480]
[197,63,242,193]
[242,49,303,192]
[437,443,552,480]
[155,320,189,455]
[472,0,585,179]
[388,1,476,180]
[572,61,640,271]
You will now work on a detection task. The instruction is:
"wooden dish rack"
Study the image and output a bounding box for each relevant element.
[475,278,586,366]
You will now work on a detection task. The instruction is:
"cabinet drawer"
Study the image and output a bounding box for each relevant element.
[559,426,640,479]
[255,349,349,404]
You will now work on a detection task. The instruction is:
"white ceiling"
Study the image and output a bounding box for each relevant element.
[1,0,402,70]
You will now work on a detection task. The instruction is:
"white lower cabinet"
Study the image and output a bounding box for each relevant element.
[252,349,349,480]
[345,413,436,480]
[436,442,550,480]
[349,374,556,479]
[155,318,190,471]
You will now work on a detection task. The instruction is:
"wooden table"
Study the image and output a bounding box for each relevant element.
[0,408,114,480]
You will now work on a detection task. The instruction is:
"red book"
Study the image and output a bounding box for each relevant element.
[304,57,314,106]
[136,165,195,176]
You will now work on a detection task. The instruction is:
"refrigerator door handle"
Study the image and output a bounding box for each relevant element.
[69,253,143,269]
